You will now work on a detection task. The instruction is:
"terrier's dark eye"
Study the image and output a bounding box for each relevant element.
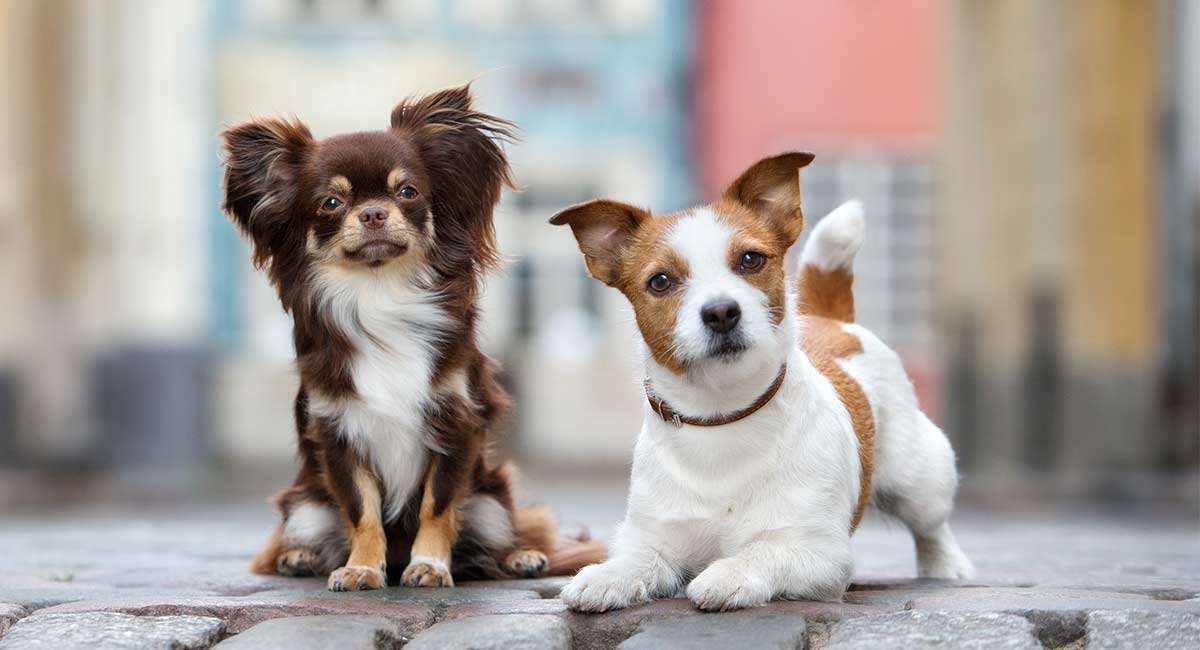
[648,273,673,294]
[320,197,343,212]
[399,186,418,200]
[738,251,766,273]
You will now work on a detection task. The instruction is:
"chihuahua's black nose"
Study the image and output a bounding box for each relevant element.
[358,207,389,229]
[701,299,741,334]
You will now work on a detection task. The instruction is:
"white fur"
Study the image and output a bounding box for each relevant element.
[408,555,451,573]
[562,203,972,613]
[308,264,450,523]
[646,208,795,419]
[461,494,516,551]
[801,199,865,272]
[282,501,340,546]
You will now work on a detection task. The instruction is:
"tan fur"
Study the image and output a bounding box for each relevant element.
[799,266,856,323]
[345,468,387,572]
[386,167,409,192]
[328,175,352,195]
[404,468,459,587]
[800,316,875,532]
[513,505,607,576]
[249,522,285,575]
[712,198,794,324]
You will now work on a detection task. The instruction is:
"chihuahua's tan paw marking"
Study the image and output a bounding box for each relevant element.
[401,558,454,588]
[276,548,318,576]
[686,559,772,611]
[327,565,386,592]
[504,548,549,578]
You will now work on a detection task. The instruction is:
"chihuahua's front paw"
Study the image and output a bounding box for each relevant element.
[686,559,772,611]
[561,562,649,612]
[401,558,454,588]
[328,564,386,592]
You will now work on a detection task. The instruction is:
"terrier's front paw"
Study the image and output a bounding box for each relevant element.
[561,562,649,612]
[276,548,318,576]
[686,559,772,611]
[401,558,454,587]
[328,564,386,591]
[504,548,549,578]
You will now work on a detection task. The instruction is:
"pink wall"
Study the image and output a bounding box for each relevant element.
[695,0,938,194]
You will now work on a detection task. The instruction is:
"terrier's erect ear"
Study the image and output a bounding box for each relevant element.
[220,117,313,270]
[722,152,815,244]
[549,199,651,287]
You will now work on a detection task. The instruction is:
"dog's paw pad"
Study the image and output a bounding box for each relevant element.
[327,565,386,592]
[401,560,453,588]
[277,549,318,577]
[504,549,549,578]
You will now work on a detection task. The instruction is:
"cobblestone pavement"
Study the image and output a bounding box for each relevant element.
[0,490,1196,649]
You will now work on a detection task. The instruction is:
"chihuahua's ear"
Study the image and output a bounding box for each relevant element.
[549,199,650,287]
[723,152,815,244]
[220,117,313,269]
[392,84,516,271]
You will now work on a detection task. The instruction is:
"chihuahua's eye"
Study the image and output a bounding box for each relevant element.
[320,197,343,212]
[738,251,766,273]
[648,273,673,294]
[398,186,418,200]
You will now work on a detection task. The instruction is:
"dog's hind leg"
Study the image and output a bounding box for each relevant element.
[873,411,974,580]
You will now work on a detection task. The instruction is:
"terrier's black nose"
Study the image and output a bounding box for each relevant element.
[701,299,741,334]
[358,207,389,229]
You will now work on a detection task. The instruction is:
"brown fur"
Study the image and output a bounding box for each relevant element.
[799,266,856,323]
[552,151,876,535]
[800,314,875,531]
[796,221,875,532]
[224,84,603,587]
[402,470,460,587]
[551,153,813,374]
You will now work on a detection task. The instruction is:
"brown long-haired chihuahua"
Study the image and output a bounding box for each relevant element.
[220,84,603,591]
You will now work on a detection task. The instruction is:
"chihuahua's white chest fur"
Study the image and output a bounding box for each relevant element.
[309,267,448,523]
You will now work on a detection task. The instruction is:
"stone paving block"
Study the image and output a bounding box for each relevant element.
[0,574,220,610]
[618,612,806,650]
[1087,609,1200,650]
[0,604,27,638]
[35,594,434,634]
[465,577,570,599]
[444,597,569,619]
[567,599,700,650]
[405,614,570,650]
[0,612,225,650]
[216,615,417,649]
[899,587,1200,616]
[824,610,1041,650]
[565,596,887,650]
[249,584,542,607]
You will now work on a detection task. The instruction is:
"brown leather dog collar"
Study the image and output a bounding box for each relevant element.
[644,364,788,428]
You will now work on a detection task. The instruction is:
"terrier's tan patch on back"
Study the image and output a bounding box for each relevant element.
[799,266,856,322]
[801,316,874,532]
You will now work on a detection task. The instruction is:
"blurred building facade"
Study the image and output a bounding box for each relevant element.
[937,0,1198,502]
[0,0,1194,505]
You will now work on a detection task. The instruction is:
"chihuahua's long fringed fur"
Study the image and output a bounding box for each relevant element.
[221,85,603,591]
[552,153,973,612]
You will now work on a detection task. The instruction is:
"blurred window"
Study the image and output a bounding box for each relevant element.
[801,159,933,354]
